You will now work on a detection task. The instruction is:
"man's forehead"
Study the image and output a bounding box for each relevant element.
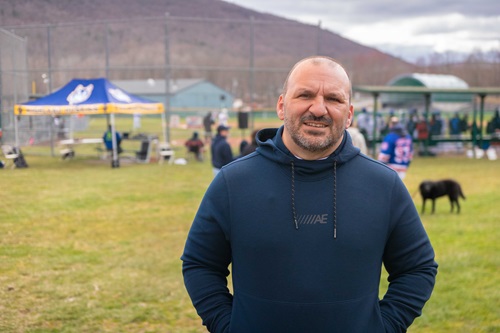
[291,61,347,84]
[282,57,352,97]
[289,68,349,91]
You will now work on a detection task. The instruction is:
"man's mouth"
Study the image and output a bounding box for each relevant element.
[302,115,332,129]
[304,122,328,128]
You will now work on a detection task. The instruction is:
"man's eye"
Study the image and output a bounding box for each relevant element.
[326,96,341,102]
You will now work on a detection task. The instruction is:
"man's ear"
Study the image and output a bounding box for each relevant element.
[277,95,285,120]
[346,104,354,128]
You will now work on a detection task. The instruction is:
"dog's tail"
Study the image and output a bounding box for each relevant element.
[459,186,466,200]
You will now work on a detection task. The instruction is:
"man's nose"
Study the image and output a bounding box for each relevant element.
[308,96,327,117]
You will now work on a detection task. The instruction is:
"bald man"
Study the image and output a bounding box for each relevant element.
[182,56,437,333]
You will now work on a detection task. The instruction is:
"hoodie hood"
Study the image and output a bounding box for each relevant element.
[254,126,360,237]
[255,126,359,176]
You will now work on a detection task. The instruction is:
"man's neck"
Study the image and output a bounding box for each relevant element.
[282,136,340,160]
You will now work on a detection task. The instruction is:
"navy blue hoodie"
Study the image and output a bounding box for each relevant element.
[182,126,437,333]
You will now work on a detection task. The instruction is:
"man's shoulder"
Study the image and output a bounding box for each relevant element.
[222,153,263,174]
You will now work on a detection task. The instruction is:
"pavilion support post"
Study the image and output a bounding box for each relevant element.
[163,12,171,143]
[14,115,19,147]
[478,94,486,150]
[371,92,379,157]
[471,99,478,158]
[423,93,431,156]
[110,114,119,168]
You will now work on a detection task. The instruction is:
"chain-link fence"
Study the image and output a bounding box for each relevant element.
[1,15,411,147]
[1,28,90,147]
[0,28,30,145]
[4,16,328,101]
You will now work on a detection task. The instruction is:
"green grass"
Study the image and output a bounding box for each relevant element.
[402,157,500,333]
[1,116,499,332]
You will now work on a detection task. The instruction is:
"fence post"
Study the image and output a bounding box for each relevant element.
[163,12,171,143]
[249,16,255,132]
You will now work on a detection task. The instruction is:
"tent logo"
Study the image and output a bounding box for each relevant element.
[108,88,132,103]
[67,84,94,105]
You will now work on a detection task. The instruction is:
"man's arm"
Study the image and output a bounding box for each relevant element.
[380,180,438,332]
[181,177,233,333]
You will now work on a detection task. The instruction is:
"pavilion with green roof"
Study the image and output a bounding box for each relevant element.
[353,74,500,156]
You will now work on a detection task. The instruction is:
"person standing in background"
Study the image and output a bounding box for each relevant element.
[218,108,229,126]
[240,129,260,156]
[378,116,414,179]
[203,111,215,144]
[211,125,233,176]
[346,120,368,155]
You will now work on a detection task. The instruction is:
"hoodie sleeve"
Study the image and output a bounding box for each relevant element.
[379,177,438,333]
[181,174,233,333]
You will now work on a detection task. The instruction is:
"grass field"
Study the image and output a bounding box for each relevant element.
[1,116,499,332]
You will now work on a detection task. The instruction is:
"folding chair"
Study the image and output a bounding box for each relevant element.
[158,142,175,165]
[1,145,19,169]
[135,140,152,163]
[58,139,75,160]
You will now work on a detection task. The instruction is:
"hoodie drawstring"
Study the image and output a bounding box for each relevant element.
[333,161,337,239]
[291,162,299,230]
[291,161,337,238]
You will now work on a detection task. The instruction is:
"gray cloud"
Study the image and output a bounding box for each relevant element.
[232,0,500,23]
[226,0,500,61]
[344,0,499,19]
[413,16,500,38]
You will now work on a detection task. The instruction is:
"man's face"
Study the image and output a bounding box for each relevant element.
[277,59,354,159]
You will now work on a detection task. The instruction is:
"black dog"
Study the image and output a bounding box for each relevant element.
[419,179,466,214]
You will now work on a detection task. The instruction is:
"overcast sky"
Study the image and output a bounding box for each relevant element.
[225,0,500,62]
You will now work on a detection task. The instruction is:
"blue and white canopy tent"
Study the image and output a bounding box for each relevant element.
[14,78,165,167]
